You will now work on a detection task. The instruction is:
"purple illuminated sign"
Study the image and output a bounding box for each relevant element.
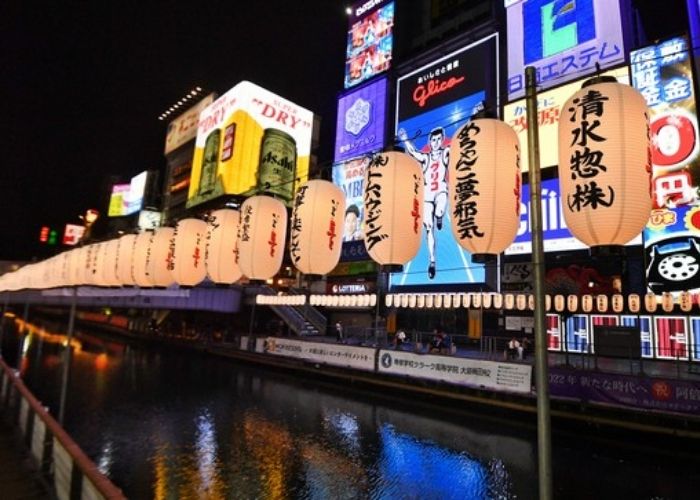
[334,77,387,162]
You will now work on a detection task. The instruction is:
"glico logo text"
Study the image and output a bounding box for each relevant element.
[523,0,596,64]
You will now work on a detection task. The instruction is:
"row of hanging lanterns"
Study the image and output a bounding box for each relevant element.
[254,294,377,307]
[385,291,696,313]
[0,78,653,292]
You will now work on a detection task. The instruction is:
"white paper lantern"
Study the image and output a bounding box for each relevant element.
[493,293,503,309]
[172,218,208,286]
[545,294,552,311]
[679,291,693,312]
[363,152,423,265]
[661,292,674,312]
[385,295,393,307]
[612,294,624,313]
[237,196,287,281]
[628,293,641,313]
[558,79,652,251]
[435,294,443,308]
[448,118,521,259]
[205,209,242,285]
[582,295,594,313]
[290,180,345,275]
[567,294,579,313]
[503,293,514,310]
[149,227,175,287]
[554,295,565,312]
[645,293,658,313]
[416,294,425,308]
[132,232,154,287]
[116,234,137,286]
[100,239,121,287]
[462,293,471,309]
[596,294,609,313]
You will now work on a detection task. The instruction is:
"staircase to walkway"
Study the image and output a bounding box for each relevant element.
[250,286,327,336]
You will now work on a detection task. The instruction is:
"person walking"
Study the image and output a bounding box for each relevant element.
[335,321,344,343]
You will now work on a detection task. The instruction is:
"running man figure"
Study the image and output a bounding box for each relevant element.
[398,127,449,279]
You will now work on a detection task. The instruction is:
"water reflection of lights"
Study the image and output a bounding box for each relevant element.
[243,413,293,500]
[94,353,109,371]
[322,410,360,453]
[97,440,114,476]
[195,410,218,493]
[14,319,82,352]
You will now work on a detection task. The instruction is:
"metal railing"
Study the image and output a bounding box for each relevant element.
[0,357,125,500]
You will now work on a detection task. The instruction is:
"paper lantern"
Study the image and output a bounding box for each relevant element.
[493,293,503,309]
[385,295,393,307]
[116,234,137,286]
[416,294,425,308]
[612,294,624,313]
[434,294,443,308]
[363,152,423,265]
[582,295,594,313]
[567,295,579,313]
[482,293,492,309]
[149,227,175,287]
[448,119,521,260]
[596,294,608,313]
[132,232,154,287]
[205,209,242,284]
[661,292,674,312]
[628,294,640,313]
[290,180,345,275]
[645,293,658,313]
[679,291,693,312]
[237,196,287,281]
[400,294,409,308]
[172,218,208,286]
[545,294,552,311]
[100,239,121,287]
[554,295,565,312]
[558,79,652,252]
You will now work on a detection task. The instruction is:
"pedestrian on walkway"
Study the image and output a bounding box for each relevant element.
[335,321,344,343]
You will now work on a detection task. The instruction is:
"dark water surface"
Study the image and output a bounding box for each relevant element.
[2,317,699,499]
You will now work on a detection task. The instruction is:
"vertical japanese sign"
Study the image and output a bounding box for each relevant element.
[335,77,388,162]
[345,0,394,89]
[392,34,498,286]
[634,37,700,294]
[505,0,625,99]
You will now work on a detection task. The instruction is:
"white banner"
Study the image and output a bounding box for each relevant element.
[264,338,375,372]
[377,350,532,394]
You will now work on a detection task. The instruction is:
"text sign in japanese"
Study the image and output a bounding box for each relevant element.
[377,350,532,394]
[503,66,629,173]
[263,338,376,372]
[506,0,625,99]
[335,77,388,162]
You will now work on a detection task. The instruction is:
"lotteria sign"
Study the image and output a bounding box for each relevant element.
[334,77,388,162]
[506,178,642,255]
[506,0,625,99]
[392,34,498,286]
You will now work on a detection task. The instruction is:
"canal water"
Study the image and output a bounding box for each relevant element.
[1,316,699,499]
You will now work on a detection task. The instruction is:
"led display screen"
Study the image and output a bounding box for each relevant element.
[334,77,387,162]
[333,157,371,262]
[345,0,394,89]
[505,0,625,99]
[391,34,498,286]
[107,183,131,217]
[503,66,629,173]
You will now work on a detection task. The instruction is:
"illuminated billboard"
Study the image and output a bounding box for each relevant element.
[107,171,148,217]
[62,224,85,246]
[633,37,700,294]
[334,77,388,162]
[164,94,215,155]
[107,184,131,217]
[187,81,314,208]
[505,0,625,99]
[345,0,394,89]
[391,34,498,286]
[332,157,371,262]
[503,66,629,173]
[505,178,641,255]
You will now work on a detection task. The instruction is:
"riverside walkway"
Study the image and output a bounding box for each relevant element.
[0,418,48,499]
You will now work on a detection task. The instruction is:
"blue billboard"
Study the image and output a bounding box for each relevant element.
[391,35,498,286]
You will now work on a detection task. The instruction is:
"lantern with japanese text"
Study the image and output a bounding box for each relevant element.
[100,239,121,287]
[172,218,208,286]
[558,78,652,253]
[116,234,137,286]
[149,227,175,287]
[290,180,346,275]
[205,209,242,284]
[448,119,521,261]
[363,152,423,266]
[132,232,154,287]
[237,196,287,280]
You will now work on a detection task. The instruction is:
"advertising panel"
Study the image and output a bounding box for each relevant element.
[107,184,131,217]
[333,157,372,262]
[392,34,498,286]
[164,94,215,155]
[633,37,700,294]
[345,0,394,89]
[126,170,148,215]
[505,0,625,99]
[377,350,533,394]
[62,224,85,246]
[503,66,629,173]
[187,81,314,208]
[506,177,642,255]
[263,338,376,371]
[334,77,388,162]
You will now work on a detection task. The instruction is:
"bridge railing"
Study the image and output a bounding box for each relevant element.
[0,357,125,500]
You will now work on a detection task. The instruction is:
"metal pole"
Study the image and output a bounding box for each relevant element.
[58,286,78,425]
[16,299,30,370]
[525,65,553,500]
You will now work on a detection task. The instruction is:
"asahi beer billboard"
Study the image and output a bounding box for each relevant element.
[505,0,626,99]
[164,94,215,155]
[335,76,388,162]
[345,0,394,89]
[392,34,498,286]
[633,37,700,294]
[187,81,314,208]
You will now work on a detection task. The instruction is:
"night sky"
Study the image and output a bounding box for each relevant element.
[0,1,347,260]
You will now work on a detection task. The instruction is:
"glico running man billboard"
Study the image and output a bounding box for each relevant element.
[392,34,498,286]
[187,81,314,208]
[634,37,700,294]
[335,77,388,163]
[345,0,394,89]
[505,0,626,99]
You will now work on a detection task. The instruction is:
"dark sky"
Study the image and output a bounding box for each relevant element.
[0,1,347,260]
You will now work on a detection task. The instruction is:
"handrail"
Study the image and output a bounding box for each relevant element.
[0,357,125,499]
